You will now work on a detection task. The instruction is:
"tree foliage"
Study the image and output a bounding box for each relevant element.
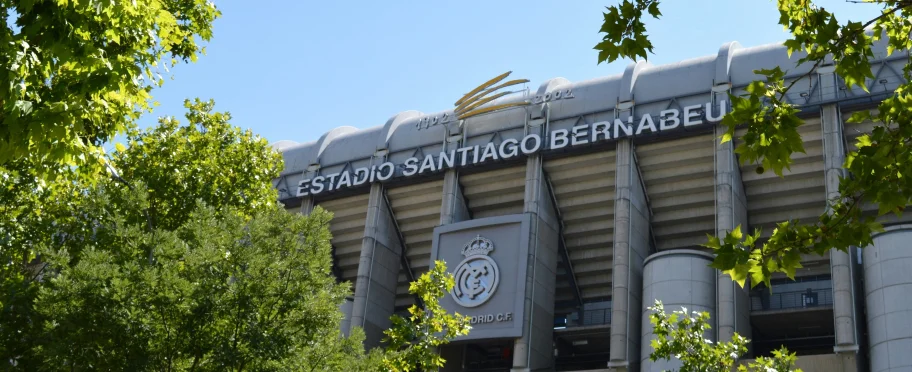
[0,0,219,181]
[381,261,472,372]
[0,101,335,371]
[594,0,661,64]
[648,300,801,372]
[2,99,472,371]
[597,0,912,288]
[111,98,283,230]
[36,198,351,371]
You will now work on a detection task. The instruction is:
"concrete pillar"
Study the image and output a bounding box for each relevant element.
[641,250,717,372]
[339,297,354,337]
[713,124,752,347]
[863,226,912,372]
[608,139,650,372]
[299,196,314,215]
[511,154,560,371]
[820,104,860,358]
[300,167,319,216]
[438,169,471,371]
[440,169,470,225]
[349,183,402,346]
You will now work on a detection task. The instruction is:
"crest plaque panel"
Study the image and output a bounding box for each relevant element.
[431,214,530,341]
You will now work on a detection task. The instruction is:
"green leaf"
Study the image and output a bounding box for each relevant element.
[725,263,751,288]
[0,0,221,184]
[595,0,662,64]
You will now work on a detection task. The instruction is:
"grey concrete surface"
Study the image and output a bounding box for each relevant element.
[641,250,716,372]
[608,139,650,372]
[713,122,752,349]
[512,154,560,371]
[864,226,912,372]
[350,183,402,346]
[821,103,861,364]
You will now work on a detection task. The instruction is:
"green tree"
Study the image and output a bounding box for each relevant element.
[34,189,354,371]
[285,327,386,372]
[0,161,82,367]
[111,98,283,230]
[596,0,912,287]
[2,99,470,371]
[648,300,801,372]
[1,101,285,370]
[0,0,220,181]
[381,261,472,372]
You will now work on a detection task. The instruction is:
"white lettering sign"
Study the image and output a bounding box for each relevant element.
[296,100,727,196]
[469,312,513,324]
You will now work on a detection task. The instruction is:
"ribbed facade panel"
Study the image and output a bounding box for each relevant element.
[461,166,526,218]
[738,118,826,240]
[637,134,716,250]
[387,180,444,309]
[318,194,370,285]
[545,151,617,303]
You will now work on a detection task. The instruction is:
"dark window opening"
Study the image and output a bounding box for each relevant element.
[463,341,514,372]
[555,300,612,328]
[751,334,836,357]
[749,275,836,357]
[553,326,611,370]
[750,274,833,312]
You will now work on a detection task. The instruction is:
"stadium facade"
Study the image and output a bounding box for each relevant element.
[272,39,912,372]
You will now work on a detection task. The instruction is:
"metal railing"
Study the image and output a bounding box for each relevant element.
[750,288,833,311]
[565,308,612,327]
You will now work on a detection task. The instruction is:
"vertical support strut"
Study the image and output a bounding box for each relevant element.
[382,189,424,309]
[541,168,584,311]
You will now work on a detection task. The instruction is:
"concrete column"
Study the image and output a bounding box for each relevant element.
[820,104,860,356]
[608,139,650,372]
[440,170,470,225]
[299,196,315,216]
[511,154,560,371]
[713,124,752,346]
[349,183,402,346]
[641,250,717,371]
[438,169,471,371]
[300,167,319,216]
[339,297,354,337]
[864,226,912,372]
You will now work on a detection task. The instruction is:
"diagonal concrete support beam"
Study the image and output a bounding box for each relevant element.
[541,168,584,311]
[350,183,403,346]
[381,189,422,308]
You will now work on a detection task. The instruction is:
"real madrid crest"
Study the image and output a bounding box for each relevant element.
[451,235,500,308]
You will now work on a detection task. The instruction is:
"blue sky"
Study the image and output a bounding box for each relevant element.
[141,0,883,145]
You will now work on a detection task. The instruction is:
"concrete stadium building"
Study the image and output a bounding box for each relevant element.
[272,38,912,372]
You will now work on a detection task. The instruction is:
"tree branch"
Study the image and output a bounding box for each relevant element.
[772,2,911,104]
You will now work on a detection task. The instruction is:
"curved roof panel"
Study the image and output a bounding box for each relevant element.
[548,74,623,119]
[319,126,383,166]
[633,55,714,102]
[277,39,898,180]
